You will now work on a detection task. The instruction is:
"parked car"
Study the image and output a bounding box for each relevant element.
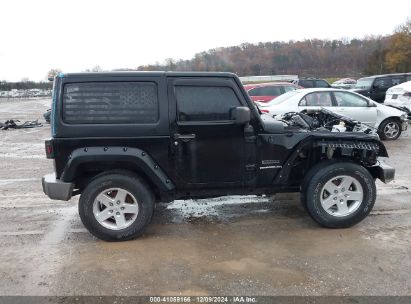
[351,73,411,103]
[42,72,394,241]
[244,82,300,103]
[331,78,357,89]
[256,88,408,140]
[43,109,51,123]
[384,81,411,118]
[295,78,331,88]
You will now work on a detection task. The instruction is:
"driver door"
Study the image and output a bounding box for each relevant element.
[168,78,248,188]
[332,91,377,126]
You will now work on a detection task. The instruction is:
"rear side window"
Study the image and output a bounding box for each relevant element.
[248,86,282,96]
[175,86,241,122]
[391,76,404,86]
[300,92,333,106]
[315,80,330,88]
[298,80,313,88]
[63,82,159,124]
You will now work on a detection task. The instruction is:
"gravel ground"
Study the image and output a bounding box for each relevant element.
[0,98,410,296]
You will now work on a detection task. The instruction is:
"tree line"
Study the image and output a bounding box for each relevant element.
[2,16,409,90]
[0,80,52,91]
[137,17,411,78]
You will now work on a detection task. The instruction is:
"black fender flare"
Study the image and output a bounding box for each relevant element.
[60,146,175,192]
[274,135,388,184]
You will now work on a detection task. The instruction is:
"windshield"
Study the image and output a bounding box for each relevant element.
[354,78,373,89]
[266,90,299,105]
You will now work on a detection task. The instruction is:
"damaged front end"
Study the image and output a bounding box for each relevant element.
[275,108,376,135]
[270,108,394,184]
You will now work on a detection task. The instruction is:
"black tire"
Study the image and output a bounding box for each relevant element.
[300,160,337,212]
[79,171,154,241]
[378,118,402,140]
[303,161,376,228]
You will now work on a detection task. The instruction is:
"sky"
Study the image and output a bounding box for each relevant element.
[0,0,410,82]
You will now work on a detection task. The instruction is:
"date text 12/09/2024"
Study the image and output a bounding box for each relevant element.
[150,296,257,303]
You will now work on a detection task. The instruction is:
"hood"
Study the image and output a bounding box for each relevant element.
[387,80,411,92]
[376,102,408,117]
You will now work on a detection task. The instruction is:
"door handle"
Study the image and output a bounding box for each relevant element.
[174,133,196,142]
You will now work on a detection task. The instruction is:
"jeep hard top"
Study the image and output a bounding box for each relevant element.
[42,72,394,241]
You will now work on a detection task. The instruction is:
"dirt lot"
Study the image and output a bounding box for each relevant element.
[0,98,410,296]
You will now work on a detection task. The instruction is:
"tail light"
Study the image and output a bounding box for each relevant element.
[403,92,411,97]
[260,109,269,113]
[45,140,54,159]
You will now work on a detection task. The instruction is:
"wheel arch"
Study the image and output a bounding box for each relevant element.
[60,147,175,196]
[274,136,387,186]
[378,116,402,131]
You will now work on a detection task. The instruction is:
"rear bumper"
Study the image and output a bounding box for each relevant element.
[42,173,74,201]
[375,158,395,183]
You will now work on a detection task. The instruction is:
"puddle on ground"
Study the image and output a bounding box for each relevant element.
[156,194,304,224]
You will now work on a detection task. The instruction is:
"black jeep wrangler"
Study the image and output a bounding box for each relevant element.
[42,72,394,241]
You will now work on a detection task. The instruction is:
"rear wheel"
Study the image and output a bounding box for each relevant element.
[79,172,154,241]
[303,161,376,228]
[379,118,401,140]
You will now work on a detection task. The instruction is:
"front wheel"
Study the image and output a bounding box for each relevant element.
[79,171,154,241]
[304,162,376,228]
[379,119,402,140]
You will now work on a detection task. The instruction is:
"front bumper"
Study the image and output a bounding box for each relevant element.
[42,173,74,201]
[375,158,395,183]
[401,120,408,131]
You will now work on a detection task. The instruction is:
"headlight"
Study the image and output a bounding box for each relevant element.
[400,113,407,121]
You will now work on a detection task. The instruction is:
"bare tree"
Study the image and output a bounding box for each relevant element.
[84,65,103,72]
[47,68,62,80]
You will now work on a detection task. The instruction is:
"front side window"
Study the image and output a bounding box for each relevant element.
[175,86,241,122]
[299,92,332,106]
[374,78,392,89]
[334,92,368,107]
[63,82,158,124]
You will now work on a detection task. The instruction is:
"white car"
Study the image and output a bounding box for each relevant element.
[384,81,411,113]
[331,78,357,89]
[256,88,409,140]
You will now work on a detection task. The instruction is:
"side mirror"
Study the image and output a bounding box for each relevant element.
[232,107,250,125]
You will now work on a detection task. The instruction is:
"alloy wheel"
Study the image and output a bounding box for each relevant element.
[320,175,363,217]
[92,188,139,230]
[383,122,400,139]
